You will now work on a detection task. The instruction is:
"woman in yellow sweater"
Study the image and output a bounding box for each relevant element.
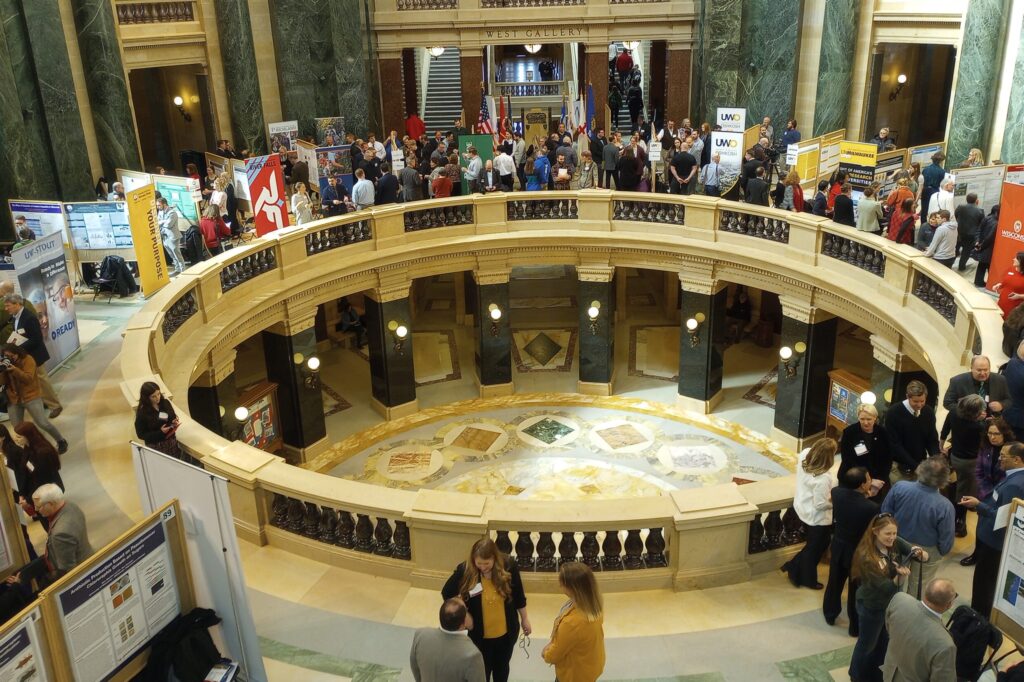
[542,562,605,681]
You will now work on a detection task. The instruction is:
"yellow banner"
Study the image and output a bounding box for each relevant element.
[126,185,170,298]
[838,141,879,166]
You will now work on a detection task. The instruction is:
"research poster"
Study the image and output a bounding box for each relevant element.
[710,131,744,195]
[994,503,1024,629]
[268,120,299,152]
[246,154,290,237]
[205,153,228,180]
[117,169,152,194]
[716,107,746,133]
[1007,164,1024,186]
[153,177,199,224]
[314,117,345,146]
[12,232,80,370]
[838,141,878,192]
[63,202,133,251]
[790,140,820,190]
[952,165,1006,213]
[874,151,908,200]
[0,610,49,681]
[986,183,1024,289]
[231,163,250,202]
[819,130,846,178]
[55,518,180,682]
[908,141,945,168]
[8,201,67,243]
[126,185,170,298]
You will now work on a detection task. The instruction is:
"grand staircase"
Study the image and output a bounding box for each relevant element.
[422,47,463,135]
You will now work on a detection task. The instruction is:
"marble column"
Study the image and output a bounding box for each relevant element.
[694,0,742,125]
[738,0,800,127]
[676,280,727,414]
[812,0,860,136]
[330,0,381,137]
[665,44,692,122]
[365,287,417,418]
[772,298,837,449]
[268,0,337,139]
[187,352,239,438]
[869,335,938,416]
[475,274,512,397]
[212,0,267,155]
[577,267,615,395]
[68,0,142,175]
[1001,14,1024,163]
[585,44,609,132]
[460,50,483,130]
[0,14,41,232]
[262,315,328,461]
[378,55,405,137]
[402,48,418,120]
[946,0,1010,168]
[647,41,666,120]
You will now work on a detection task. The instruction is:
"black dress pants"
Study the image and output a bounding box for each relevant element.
[785,524,831,587]
[823,537,859,633]
[476,631,516,682]
[972,541,1001,619]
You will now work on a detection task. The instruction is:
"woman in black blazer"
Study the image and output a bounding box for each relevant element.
[839,403,893,494]
[442,538,531,682]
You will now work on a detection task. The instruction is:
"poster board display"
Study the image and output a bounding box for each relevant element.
[8,201,68,244]
[986,182,1024,290]
[0,606,55,681]
[12,232,81,370]
[838,141,878,192]
[41,501,194,682]
[742,124,761,159]
[818,129,846,179]
[268,120,299,152]
[457,134,496,195]
[204,152,228,180]
[908,141,945,168]
[245,154,290,236]
[125,185,170,297]
[952,164,1006,213]
[788,137,820,191]
[711,131,744,196]
[1007,164,1024,186]
[230,160,250,202]
[874,149,908,200]
[116,169,152,194]
[296,140,319,188]
[314,116,345,146]
[315,145,353,193]
[826,369,870,440]
[238,381,282,453]
[524,108,548,150]
[989,499,1024,648]
[152,176,200,225]
[716,107,746,133]
[63,202,133,251]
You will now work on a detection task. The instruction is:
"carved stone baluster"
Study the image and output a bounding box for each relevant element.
[557,531,579,566]
[580,532,600,569]
[515,531,536,571]
[602,530,623,570]
[318,507,337,542]
[336,511,355,548]
[623,529,644,569]
[354,513,374,552]
[536,532,557,571]
[393,521,411,559]
[495,530,513,556]
[764,510,784,549]
[644,528,667,567]
[302,503,320,537]
[748,513,766,553]
[271,493,288,527]
[374,518,394,556]
[781,507,804,545]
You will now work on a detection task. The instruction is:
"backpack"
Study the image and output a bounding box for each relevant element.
[1000,660,1024,681]
[142,607,223,682]
[947,605,1002,681]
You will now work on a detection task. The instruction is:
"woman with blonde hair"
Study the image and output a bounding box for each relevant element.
[441,538,531,682]
[542,562,605,682]
[964,147,985,167]
[209,174,229,223]
[291,181,313,225]
[778,168,804,212]
[781,438,838,589]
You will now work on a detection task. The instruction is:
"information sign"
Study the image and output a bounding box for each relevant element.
[716,107,746,133]
[838,141,878,192]
[12,232,81,371]
[63,203,133,251]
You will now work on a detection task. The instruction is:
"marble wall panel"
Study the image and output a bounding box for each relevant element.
[812,0,859,136]
[773,315,837,439]
[1000,17,1024,163]
[477,283,511,386]
[737,0,801,127]
[68,0,141,176]
[696,0,742,124]
[269,0,337,139]
[0,15,38,229]
[212,0,267,154]
[677,288,726,402]
[330,0,380,137]
[666,48,692,122]
[263,327,326,448]
[366,297,416,407]
[946,0,1010,167]
[578,280,614,384]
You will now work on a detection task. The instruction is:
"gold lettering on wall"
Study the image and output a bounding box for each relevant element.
[482,27,586,40]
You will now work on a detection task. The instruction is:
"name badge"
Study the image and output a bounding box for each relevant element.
[994,491,1000,502]
[158,411,168,421]
[854,443,868,456]
[468,582,483,597]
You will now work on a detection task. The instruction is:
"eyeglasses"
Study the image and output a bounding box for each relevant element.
[518,633,530,659]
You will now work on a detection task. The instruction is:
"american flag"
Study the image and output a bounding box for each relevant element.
[477,90,494,135]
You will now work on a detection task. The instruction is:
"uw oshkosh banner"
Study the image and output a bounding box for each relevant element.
[987,182,1024,290]
[12,232,80,369]
[126,185,170,298]
[246,154,290,237]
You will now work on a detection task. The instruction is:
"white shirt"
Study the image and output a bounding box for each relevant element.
[370,140,386,160]
[793,448,837,526]
[493,153,516,177]
[928,189,955,218]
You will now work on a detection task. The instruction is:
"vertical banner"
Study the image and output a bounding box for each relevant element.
[457,134,496,194]
[12,232,80,370]
[711,131,744,195]
[126,185,170,298]
[838,141,878,192]
[716,107,746,133]
[268,120,299,152]
[987,183,1024,290]
[246,154,290,236]
[524,109,548,149]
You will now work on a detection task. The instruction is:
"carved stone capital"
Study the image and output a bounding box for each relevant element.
[870,333,922,372]
[577,266,615,283]
[779,293,833,325]
[678,263,725,295]
[473,270,511,286]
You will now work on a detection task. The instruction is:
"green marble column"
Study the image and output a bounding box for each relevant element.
[269,0,336,139]
[330,0,381,137]
[0,0,57,198]
[0,14,39,231]
[695,0,742,125]
[69,0,141,177]
[812,0,860,136]
[213,0,267,155]
[20,0,94,200]
[946,0,1009,168]
[1001,16,1024,163]
[737,0,801,127]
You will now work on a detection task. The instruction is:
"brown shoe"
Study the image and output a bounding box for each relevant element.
[49,406,63,419]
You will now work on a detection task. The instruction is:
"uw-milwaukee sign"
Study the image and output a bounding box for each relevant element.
[482,27,586,40]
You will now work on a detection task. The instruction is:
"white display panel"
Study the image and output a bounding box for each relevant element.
[63,202,133,251]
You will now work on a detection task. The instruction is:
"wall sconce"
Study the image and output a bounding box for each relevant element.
[302,356,321,391]
[488,304,502,337]
[229,405,249,441]
[883,388,893,404]
[860,391,877,406]
[586,301,601,335]
[524,44,542,54]
[685,312,706,348]
[779,341,806,378]
[172,95,192,122]
[888,74,907,102]
[427,46,446,59]
[388,320,408,354]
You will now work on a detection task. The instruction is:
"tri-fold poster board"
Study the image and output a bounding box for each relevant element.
[991,498,1024,651]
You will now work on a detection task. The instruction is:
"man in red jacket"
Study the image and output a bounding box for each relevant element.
[615,49,633,90]
[406,111,426,141]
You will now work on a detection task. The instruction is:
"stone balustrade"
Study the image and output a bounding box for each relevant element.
[820,232,886,277]
[116,1,195,23]
[397,0,457,8]
[121,191,1004,592]
[494,82,565,97]
[404,203,474,231]
[481,0,583,6]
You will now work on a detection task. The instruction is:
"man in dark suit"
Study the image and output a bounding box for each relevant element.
[961,441,1024,618]
[832,184,856,227]
[823,467,879,635]
[739,149,761,193]
[376,164,400,205]
[885,380,940,482]
[2,293,62,418]
[881,581,957,681]
[942,354,1010,415]
[744,167,770,206]
[410,598,485,682]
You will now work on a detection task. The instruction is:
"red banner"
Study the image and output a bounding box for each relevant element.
[245,154,290,236]
[987,182,1024,290]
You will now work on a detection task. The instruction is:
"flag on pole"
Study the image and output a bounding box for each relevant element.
[498,94,507,136]
[586,83,595,134]
[560,95,568,130]
[478,89,495,135]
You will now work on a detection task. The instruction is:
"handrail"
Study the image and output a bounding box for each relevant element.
[492,80,565,97]
[120,191,1002,590]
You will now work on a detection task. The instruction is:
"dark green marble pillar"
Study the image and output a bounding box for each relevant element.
[69,0,141,177]
[476,282,512,388]
[578,278,615,386]
[737,0,801,127]
[694,0,742,125]
[365,294,416,408]
[1001,17,1024,163]
[812,0,860,136]
[20,0,95,200]
[330,0,381,137]
[677,286,726,405]
[213,0,267,155]
[188,371,239,438]
[0,15,39,229]
[946,0,1010,168]
[262,325,327,449]
[773,309,837,441]
[269,0,336,139]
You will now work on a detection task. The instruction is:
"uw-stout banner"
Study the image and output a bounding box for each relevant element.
[12,232,80,370]
[987,183,1024,290]
[246,154,290,237]
[838,141,878,192]
[126,185,170,297]
[268,120,299,152]
[716,107,746,133]
[711,131,744,195]
[8,200,67,243]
